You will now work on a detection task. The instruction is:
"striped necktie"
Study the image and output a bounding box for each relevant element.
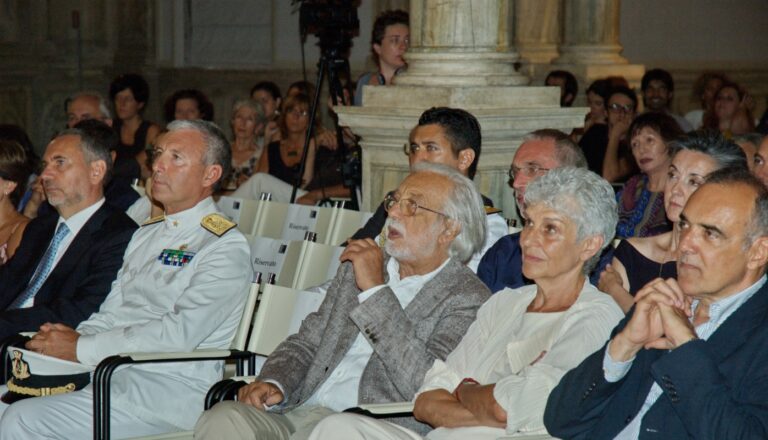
[8,222,71,309]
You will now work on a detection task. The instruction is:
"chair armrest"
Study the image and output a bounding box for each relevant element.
[122,349,235,362]
[204,378,249,410]
[93,350,255,440]
[358,401,414,414]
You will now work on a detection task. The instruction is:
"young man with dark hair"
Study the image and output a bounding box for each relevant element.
[641,68,693,131]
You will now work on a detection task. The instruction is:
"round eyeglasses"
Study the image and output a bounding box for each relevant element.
[383,193,449,218]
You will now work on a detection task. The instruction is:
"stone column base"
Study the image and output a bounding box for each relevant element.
[396,51,530,87]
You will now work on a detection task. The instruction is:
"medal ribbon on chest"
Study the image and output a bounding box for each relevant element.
[157,247,196,267]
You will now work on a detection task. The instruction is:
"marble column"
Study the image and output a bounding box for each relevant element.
[335,0,587,217]
[395,0,527,87]
[551,0,644,91]
[555,0,626,65]
[514,0,561,65]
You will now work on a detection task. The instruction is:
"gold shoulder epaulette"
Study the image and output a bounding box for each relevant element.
[201,213,237,237]
[141,215,165,226]
[484,206,502,216]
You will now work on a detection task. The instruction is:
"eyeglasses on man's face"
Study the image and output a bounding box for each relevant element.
[287,108,309,117]
[608,102,634,114]
[508,164,550,181]
[383,193,448,218]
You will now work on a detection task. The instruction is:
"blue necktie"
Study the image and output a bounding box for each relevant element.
[8,223,70,309]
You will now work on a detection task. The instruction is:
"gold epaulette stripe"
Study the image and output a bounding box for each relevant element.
[201,213,237,237]
[142,215,165,226]
[6,379,77,397]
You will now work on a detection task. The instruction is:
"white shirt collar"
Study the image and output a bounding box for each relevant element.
[57,198,105,237]
[386,256,451,285]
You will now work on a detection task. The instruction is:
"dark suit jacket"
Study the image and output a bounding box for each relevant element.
[544,279,768,439]
[259,257,490,434]
[0,203,137,340]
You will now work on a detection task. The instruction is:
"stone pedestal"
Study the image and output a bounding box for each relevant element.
[335,0,587,218]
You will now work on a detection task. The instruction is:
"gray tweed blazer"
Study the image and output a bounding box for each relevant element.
[258,256,490,433]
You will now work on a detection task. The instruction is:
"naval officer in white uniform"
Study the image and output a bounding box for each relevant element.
[0,120,252,438]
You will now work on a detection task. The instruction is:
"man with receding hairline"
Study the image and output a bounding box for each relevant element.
[65,91,113,128]
[0,129,136,342]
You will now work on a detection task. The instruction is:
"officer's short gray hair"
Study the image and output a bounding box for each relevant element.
[166,120,232,191]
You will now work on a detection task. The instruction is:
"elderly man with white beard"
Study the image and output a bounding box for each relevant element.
[195,163,491,440]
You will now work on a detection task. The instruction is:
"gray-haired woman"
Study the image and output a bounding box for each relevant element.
[222,99,268,192]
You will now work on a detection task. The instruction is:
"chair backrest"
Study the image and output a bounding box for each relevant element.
[217,196,261,234]
[280,241,344,290]
[247,285,325,356]
[230,283,260,350]
[325,207,374,245]
[250,200,290,238]
[280,203,335,243]
[249,236,291,282]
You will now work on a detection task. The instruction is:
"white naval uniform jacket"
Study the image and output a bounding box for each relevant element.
[76,197,252,429]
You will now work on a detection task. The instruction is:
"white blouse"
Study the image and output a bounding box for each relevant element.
[418,281,624,438]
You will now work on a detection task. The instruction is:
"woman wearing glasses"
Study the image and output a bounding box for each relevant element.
[614,112,683,238]
[579,86,638,182]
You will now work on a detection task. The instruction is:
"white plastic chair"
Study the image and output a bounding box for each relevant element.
[326,206,374,245]
[216,196,261,234]
[278,240,343,290]
[280,203,335,243]
[92,281,261,440]
[250,200,290,238]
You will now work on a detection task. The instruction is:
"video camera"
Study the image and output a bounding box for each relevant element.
[297,0,360,54]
